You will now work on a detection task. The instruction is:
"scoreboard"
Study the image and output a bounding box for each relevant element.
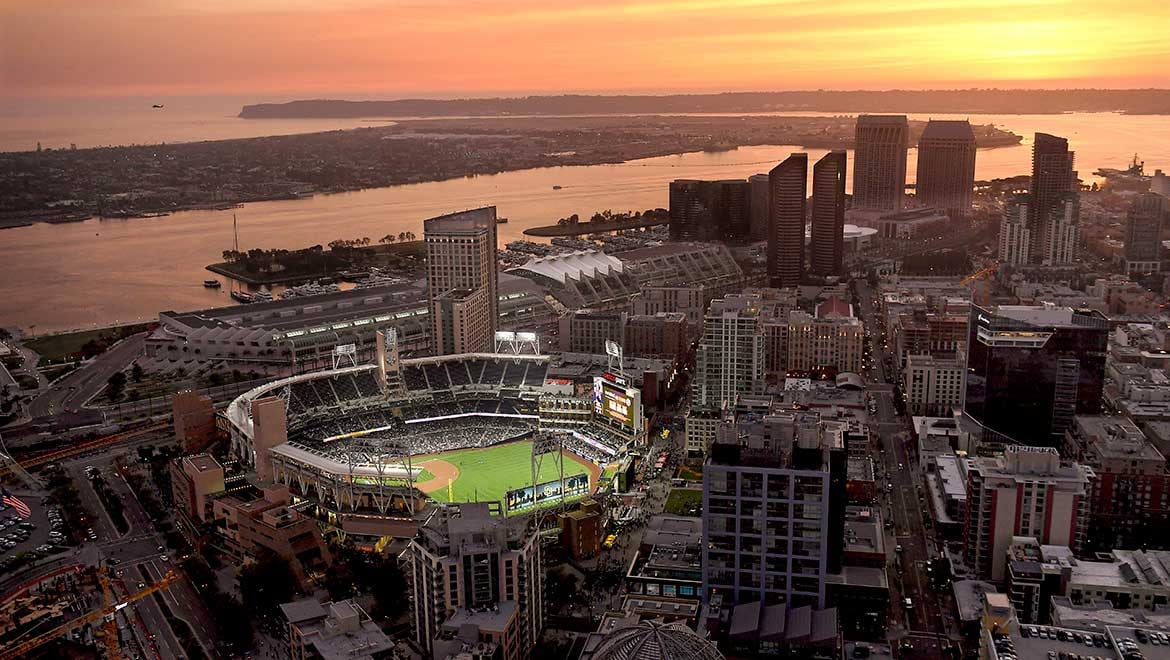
[592,373,642,433]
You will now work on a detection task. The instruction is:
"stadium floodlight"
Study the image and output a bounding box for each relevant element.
[494,331,517,342]
[332,342,360,369]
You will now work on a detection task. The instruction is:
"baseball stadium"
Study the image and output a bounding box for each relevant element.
[225,334,642,537]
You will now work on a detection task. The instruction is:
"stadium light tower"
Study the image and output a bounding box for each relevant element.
[529,433,567,521]
[495,330,541,356]
[605,339,624,377]
[332,342,360,370]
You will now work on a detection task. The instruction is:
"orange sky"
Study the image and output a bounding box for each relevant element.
[2,0,1168,98]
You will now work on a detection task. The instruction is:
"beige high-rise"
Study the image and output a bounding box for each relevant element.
[424,207,499,355]
[853,115,908,212]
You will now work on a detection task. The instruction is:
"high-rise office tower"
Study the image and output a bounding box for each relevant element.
[702,407,847,608]
[767,154,808,288]
[809,151,847,277]
[852,115,908,212]
[668,179,751,243]
[748,173,771,242]
[1029,133,1077,263]
[915,120,976,218]
[695,295,768,408]
[963,304,1109,447]
[402,503,543,660]
[424,207,498,356]
[1123,192,1168,274]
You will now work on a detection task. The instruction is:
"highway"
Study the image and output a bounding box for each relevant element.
[28,333,146,419]
[2,333,146,444]
[855,279,956,659]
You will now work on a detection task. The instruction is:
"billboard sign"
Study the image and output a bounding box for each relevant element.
[504,474,590,513]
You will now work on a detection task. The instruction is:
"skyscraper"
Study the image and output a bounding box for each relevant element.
[1029,133,1077,263]
[767,154,808,288]
[1041,193,1079,265]
[809,150,846,277]
[695,294,768,407]
[424,207,498,355]
[963,304,1109,447]
[915,120,976,217]
[997,194,1031,266]
[702,406,846,608]
[748,173,771,241]
[852,115,908,212]
[1123,192,1169,273]
[962,446,1091,580]
[668,179,751,243]
[402,503,543,659]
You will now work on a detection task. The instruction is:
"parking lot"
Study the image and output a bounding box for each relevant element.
[0,500,72,573]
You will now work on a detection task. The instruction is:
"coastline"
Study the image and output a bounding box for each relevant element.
[0,133,1021,232]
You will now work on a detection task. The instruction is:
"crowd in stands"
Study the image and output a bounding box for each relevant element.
[307,417,536,463]
[562,434,614,465]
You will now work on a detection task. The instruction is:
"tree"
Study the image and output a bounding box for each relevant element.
[239,553,297,612]
[323,563,356,602]
[106,372,127,401]
[130,363,144,383]
[208,592,253,651]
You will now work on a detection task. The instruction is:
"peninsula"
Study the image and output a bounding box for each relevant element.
[239,89,1170,119]
[0,114,1019,229]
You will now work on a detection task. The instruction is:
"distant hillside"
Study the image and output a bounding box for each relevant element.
[240,89,1170,118]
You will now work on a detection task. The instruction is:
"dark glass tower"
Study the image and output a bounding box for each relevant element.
[809,150,846,277]
[767,154,808,288]
[963,304,1109,447]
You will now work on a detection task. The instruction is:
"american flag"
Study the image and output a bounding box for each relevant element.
[1,489,30,519]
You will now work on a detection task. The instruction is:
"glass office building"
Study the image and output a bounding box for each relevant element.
[963,304,1108,447]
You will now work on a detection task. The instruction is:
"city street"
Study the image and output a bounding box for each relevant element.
[62,450,218,658]
[855,280,954,659]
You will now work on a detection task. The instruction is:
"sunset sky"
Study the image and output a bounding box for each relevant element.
[3,0,1169,99]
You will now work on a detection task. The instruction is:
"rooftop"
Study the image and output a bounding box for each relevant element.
[509,250,624,285]
[920,119,975,142]
[423,206,496,233]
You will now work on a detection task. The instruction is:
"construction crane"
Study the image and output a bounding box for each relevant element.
[961,261,999,306]
[0,569,177,660]
[961,260,1000,286]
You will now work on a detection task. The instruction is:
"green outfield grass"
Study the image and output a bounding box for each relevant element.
[421,440,592,506]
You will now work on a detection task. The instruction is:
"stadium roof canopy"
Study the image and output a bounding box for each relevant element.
[510,250,623,285]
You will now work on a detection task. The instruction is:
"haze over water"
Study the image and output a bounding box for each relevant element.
[1,111,1167,334]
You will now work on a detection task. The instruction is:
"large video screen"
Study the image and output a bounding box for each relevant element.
[593,375,638,430]
[505,474,590,513]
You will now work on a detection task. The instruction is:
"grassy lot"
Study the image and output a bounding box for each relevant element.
[420,440,591,506]
[676,464,703,481]
[664,488,703,517]
[25,323,149,362]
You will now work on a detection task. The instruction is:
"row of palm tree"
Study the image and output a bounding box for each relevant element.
[379,231,417,244]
